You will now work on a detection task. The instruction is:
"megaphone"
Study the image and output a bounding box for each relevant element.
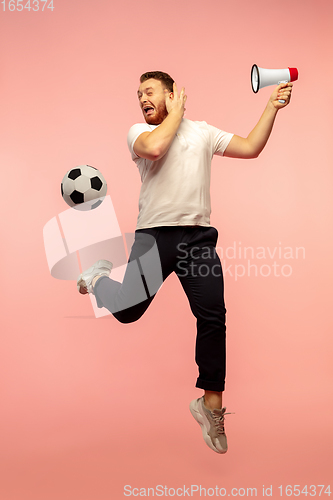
[251,64,298,103]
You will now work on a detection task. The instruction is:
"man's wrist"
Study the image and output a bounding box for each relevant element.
[164,109,183,130]
[266,100,279,114]
[167,107,184,119]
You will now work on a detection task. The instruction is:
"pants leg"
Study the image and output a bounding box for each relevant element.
[94,228,173,323]
[175,226,227,392]
[94,225,227,391]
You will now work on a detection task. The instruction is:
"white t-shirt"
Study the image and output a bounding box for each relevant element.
[127,118,233,230]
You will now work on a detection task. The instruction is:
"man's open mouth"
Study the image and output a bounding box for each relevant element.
[143,106,155,115]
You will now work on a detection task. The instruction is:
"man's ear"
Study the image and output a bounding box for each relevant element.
[164,89,173,98]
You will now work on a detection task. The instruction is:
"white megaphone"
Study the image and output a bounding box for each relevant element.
[251,64,298,103]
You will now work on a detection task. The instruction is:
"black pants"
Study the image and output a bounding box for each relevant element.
[94,226,227,392]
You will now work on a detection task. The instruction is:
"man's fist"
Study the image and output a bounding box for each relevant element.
[270,82,293,109]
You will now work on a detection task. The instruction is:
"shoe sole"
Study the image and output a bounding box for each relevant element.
[189,399,227,454]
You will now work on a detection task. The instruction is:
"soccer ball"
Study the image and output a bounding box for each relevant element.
[61,165,107,211]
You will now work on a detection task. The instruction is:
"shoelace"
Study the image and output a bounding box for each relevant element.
[211,410,235,435]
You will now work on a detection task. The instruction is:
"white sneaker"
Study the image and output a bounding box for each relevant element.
[77,260,113,294]
[189,396,234,454]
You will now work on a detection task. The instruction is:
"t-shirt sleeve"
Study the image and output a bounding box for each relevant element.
[207,123,234,157]
[127,123,152,160]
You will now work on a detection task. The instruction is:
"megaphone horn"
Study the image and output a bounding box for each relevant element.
[251,64,298,94]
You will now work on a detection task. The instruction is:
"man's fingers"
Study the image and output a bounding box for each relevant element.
[173,83,186,99]
[180,87,187,102]
[277,82,292,101]
[173,82,178,97]
[278,82,293,91]
[277,89,292,98]
[166,83,186,111]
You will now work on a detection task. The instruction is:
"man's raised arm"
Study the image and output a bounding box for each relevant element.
[224,82,293,159]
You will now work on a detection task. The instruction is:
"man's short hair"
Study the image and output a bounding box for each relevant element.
[140,71,174,93]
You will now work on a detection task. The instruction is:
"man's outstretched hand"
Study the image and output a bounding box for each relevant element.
[165,82,187,117]
[269,82,293,110]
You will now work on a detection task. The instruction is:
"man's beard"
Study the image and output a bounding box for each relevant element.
[144,103,168,125]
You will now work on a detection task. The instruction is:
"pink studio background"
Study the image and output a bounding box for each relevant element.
[1,0,332,499]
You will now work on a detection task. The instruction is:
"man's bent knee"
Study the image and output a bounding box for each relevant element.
[112,301,151,324]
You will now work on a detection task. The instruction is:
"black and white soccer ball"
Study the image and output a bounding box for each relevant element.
[61,165,107,211]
